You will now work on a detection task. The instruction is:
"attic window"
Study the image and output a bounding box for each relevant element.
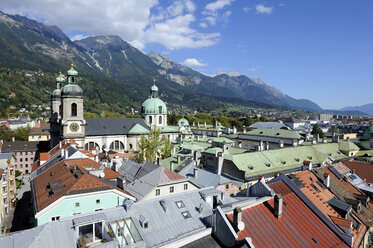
[247,165,253,170]
[265,162,271,167]
[308,156,312,160]
[144,222,149,229]
[312,237,319,243]
[175,200,185,209]
[294,158,300,162]
[259,131,263,134]
[181,211,192,219]
[281,160,286,164]
[276,133,280,135]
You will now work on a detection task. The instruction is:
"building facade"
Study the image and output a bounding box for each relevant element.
[1,141,38,175]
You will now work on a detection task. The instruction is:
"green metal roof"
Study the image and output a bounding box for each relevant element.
[142,97,167,114]
[156,125,179,133]
[338,140,360,152]
[225,143,348,179]
[362,126,373,141]
[56,74,65,82]
[52,88,61,99]
[243,128,302,140]
[204,147,223,155]
[67,65,78,76]
[128,123,150,134]
[180,143,203,151]
[151,84,158,92]
[62,83,83,97]
[178,118,189,127]
[212,137,234,144]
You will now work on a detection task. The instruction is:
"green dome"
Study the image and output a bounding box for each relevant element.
[52,88,61,99]
[62,83,83,97]
[56,74,65,82]
[142,98,167,114]
[151,84,158,92]
[67,64,78,76]
[178,118,189,127]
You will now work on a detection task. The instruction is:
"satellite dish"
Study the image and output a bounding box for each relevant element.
[99,172,105,178]
[237,221,245,231]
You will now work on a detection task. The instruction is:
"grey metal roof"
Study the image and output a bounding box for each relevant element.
[0,220,77,248]
[85,118,150,136]
[327,197,352,213]
[73,212,107,226]
[181,235,221,248]
[118,160,142,182]
[249,121,289,130]
[0,153,13,161]
[180,164,244,188]
[1,141,39,152]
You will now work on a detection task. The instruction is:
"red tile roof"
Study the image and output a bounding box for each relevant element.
[33,159,133,212]
[108,153,132,160]
[342,161,373,184]
[226,181,347,247]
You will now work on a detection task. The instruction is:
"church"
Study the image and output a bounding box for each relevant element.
[49,65,189,153]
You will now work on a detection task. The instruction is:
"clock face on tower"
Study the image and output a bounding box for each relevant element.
[69,123,79,132]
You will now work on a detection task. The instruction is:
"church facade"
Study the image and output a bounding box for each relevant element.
[49,65,184,153]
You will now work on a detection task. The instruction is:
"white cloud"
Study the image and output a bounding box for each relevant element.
[1,0,218,51]
[202,0,234,27]
[205,0,234,12]
[255,4,273,14]
[248,65,264,72]
[70,34,88,41]
[243,7,251,12]
[181,58,207,67]
[199,22,208,28]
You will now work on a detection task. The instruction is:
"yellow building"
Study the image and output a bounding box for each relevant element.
[28,123,50,141]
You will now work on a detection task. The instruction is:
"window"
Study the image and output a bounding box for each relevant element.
[159,116,162,125]
[71,103,77,117]
[26,164,28,168]
[175,200,185,209]
[20,164,23,168]
[129,144,133,150]
[95,208,103,211]
[75,202,80,207]
[149,116,153,124]
[170,186,174,193]
[71,76,75,83]
[25,152,28,155]
[144,222,149,229]
[109,140,125,152]
[226,184,229,190]
[155,189,160,196]
[20,158,23,162]
[184,184,188,190]
[51,216,60,221]
[84,142,99,151]
[25,158,28,162]
[181,211,192,219]
[96,199,100,204]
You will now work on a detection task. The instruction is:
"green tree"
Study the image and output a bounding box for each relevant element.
[311,124,325,138]
[132,127,173,163]
[329,126,339,133]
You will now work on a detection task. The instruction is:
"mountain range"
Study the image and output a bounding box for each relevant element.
[0,11,324,113]
[340,103,373,116]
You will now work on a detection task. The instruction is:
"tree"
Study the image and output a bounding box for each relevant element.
[329,126,339,134]
[132,127,173,163]
[311,124,325,138]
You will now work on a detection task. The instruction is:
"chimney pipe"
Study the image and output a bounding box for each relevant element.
[323,173,330,187]
[266,142,269,150]
[274,194,283,218]
[233,207,243,232]
[177,155,180,164]
[279,140,284,148]
[170,162,174,171]
[216,152,224,176]
[194,168,198,178]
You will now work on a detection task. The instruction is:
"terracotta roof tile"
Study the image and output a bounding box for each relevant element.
[342,161,373,184]
[226,183,347,247]
[108,153,132,160]
[103,167,122,179]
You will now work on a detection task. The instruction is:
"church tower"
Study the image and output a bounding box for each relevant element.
[49,73,65,148]
[141,81,168,127]
[60,64,85,147]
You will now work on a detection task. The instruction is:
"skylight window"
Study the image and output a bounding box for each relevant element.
[181,211,192,219]
[175,200,185,209]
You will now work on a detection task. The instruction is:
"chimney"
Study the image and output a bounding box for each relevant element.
[316,134,320,143]
[170,162,174,171]
[177,155,181,164]
[216,152,224,176]
[323,173,330,187]
[322,138,327,143]
[274,194,283,218]
[233,207,244,232]
[274,172,279,177]
[171,146,176,154]
[196,135,199,141]
[193,151,198,161]
[197,122,200,127]
[61,148,65,159]
[204,122,207,128]
[243,128,246,133]
[279,140,284,148]
[266,142,269,150]
[233,126,237,134]
[238,141,242,148]
[311,139,317,145]
[59,141,62,149]
[117,177,125,189]
[94,155,99,162]
[336,136,340,142]
[194,168,198,178]
[12,137,15,142]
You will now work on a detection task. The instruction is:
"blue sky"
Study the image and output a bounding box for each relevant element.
[2,0,373,109]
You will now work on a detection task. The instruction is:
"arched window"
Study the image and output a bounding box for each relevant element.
[129,144,133,149]
[149,116,153,124]
[85,142,100,151]
[71,76,75,83]
[109,140,125,151]
[159,116,162,125]
[71,103,77,117]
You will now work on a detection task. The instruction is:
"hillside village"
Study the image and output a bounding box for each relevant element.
[0,65,372,247]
